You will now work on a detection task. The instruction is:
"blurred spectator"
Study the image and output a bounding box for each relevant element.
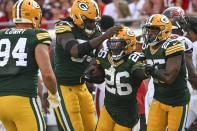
[118,0,131,18]
[96,0,106,15]
[151,0,164,14]
[140,0,154,23]
[0,0,14,29]
[187,0,197,16]
[50,2,64,20]
[102,0,112,4]
[103,0,120,20]
[129,0,144,20]
[103,0,131,20]
[163,0,189,11]
[59,0,71,17]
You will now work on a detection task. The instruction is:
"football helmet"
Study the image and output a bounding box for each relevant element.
[143,14,172,46]
[107,27,136,61]
[12,0,42,28]
[70,0,101,36]
[163,6,187,36]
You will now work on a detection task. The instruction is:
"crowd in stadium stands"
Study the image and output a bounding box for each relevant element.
[1,0,197,29]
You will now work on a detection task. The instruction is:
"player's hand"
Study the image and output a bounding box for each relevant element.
[47,92,61,108]
[145,63,159,76]
[102,26,122,39]
[41,93,50,114]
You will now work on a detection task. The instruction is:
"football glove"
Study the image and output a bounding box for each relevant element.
[47,92,61,108]
[145,63,159,76]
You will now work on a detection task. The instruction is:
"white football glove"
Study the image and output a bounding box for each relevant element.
[47,92,61,108]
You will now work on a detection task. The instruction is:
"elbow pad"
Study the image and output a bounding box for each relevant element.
[64,40,77,56]
[77,42,93,57]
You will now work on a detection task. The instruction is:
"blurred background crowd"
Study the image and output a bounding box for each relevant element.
[1,0,197,29]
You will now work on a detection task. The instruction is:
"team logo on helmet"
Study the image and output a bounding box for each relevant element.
[161,16,170,24]
[32,1,40,8]
[79,2,88,11]
[127,30,135,37]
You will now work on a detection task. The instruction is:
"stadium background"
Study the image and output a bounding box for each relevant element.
[1,0,197,131]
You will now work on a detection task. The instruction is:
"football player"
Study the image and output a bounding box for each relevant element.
[53,0,122,130]
[0,0,60,131]
[84,27,149,131]
[145,6,197,125]
[142,14,190,131]
[183,16,197,130]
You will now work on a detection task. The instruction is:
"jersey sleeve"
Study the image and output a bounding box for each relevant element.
[55,20,72,34]
[36,29,52,46]
[128,52,146,64]
[165,40,184,58]
[183,37,193,53]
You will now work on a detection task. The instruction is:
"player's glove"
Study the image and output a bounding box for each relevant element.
[47,92,61,108]
[144,63,159,77]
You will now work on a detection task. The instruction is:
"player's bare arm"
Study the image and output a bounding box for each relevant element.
[147,55,182,85]
[56,26,122,58]
[35,44,57,95]
[185,52,197,89]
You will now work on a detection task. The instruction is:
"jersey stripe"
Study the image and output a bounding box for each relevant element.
[55,25,72,33]
[165,44,184,56]
[36,33,50,40]
[166,43,184,51]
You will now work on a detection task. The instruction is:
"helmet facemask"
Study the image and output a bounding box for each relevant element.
[143,25,163,46]
[81,16,101,36]
[171,16,188,36]
[107,39,128,61]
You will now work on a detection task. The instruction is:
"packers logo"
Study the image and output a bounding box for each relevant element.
[32,1,40,8]
[160,16,170,24]
[127,30,135,36]
[79,2,88,11]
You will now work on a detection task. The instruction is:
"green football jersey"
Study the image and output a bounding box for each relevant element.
[142,39,190,106]
[0,28,51,97]
[55,17,102,86]
[97,48,144,127]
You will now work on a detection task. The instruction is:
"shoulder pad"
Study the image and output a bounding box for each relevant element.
[55,20,73,34]
[165,40,184,57]
[179,36,193,52]
[36,29,52,45]
[128,52,146,63]
[170,34,179,40]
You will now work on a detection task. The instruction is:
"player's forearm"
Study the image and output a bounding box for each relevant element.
[188,75,197,90]
[153,69,177,85]
[42,72,57,95]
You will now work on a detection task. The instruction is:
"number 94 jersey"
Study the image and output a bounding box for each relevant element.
[0,28,51,97]
[97,48,144,127]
